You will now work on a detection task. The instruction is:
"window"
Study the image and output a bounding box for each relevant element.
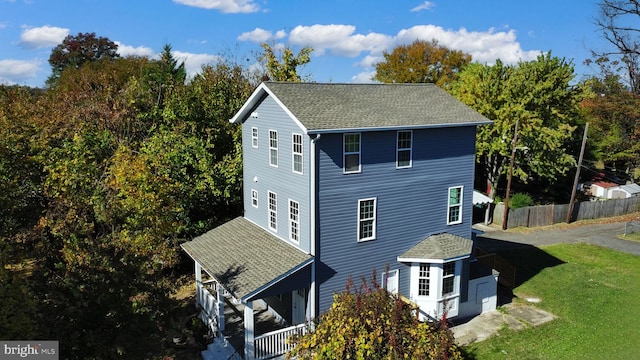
[292,133,303,174]
[418,264,430,296]
[357,198,376,241]
[289,200,300,242]
[447,186,463,224]
[251,127,258,148]
[396,130,412,168]
[344,133,361,173]
[442,262,455,295]
[269,130,278,167]
[251,189,258,208]
[268,191,277,231]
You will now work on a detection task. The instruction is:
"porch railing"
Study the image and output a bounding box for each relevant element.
[254,323,308,360]
[196,281,220,332]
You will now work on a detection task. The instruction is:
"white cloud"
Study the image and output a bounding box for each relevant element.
[237,28,286,43]
[0,59,40,84]
[411,1,435,12]
[19,25,69,49]
[115,42,155,58]
[0,22,8,29]
[172,50,221,77]
[351,71,376,83]
[288,24,392,57]
[173,0,259,13]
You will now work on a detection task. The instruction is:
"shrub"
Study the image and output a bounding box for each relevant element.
[509,193,534,209]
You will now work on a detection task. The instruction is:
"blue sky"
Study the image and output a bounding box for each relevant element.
[1,0,607,87]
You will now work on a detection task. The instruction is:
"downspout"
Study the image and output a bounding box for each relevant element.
[309,133,321,322]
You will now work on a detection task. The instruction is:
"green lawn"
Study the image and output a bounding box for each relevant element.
[463,243,640,359]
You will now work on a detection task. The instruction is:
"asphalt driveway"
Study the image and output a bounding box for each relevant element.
[473,217,640,256]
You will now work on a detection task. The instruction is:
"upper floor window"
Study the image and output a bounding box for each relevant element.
[251,127,258,148]
[442,262,455,295]
[292,133,303,174]
[269,130,278,167]
[251,189,258,208]
[418,264,430,296]
[396,130,412,168]
[289,199,300,243]
[358,198,376,241]
[268,191,277,231]
[447,186,463,225]
[344,133,361,174]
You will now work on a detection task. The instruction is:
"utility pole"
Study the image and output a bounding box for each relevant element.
[566,123,588,223]
[502,120,519,230]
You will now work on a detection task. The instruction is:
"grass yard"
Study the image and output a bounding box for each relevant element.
[463,243,640,359]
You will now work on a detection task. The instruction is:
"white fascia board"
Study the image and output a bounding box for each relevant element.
[397,254,470,264]
[242,257,315,302]
[307,121,492,135]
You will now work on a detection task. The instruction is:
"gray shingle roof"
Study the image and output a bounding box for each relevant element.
[181,217,313,301]
[260,82,491,132]
[398,233,473,261]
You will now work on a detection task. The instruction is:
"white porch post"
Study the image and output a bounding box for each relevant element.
[216,283,225,335]
[195,262,202,308]
[484,204,491,225]
[244,300,255,360]
[309,261,316,323]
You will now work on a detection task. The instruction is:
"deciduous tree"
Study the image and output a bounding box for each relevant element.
[259,43,313,82]
[374,40,472,88]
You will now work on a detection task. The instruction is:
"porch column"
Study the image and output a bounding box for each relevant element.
[244,300,255,360]
[216,283,225,335]
[195,262,202,308]
[309,261,316,324]
[484,204,491,225]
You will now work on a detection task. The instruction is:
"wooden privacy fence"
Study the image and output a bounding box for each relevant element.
[493,197,640,229]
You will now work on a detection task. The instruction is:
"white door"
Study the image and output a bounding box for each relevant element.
[383,270,399,294]
[292,288,306,324]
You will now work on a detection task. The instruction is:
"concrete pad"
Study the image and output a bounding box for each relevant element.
[506,305,556,326]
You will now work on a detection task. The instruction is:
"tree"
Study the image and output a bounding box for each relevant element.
[288,275,462,360]
[592,0,640,94]
[450,53,583,199]
[581,75,640,181]
[374,40,472,88]
[259,43,313,82]
[47,32,119,85]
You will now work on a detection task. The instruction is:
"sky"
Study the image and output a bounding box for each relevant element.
[0,0,609,87]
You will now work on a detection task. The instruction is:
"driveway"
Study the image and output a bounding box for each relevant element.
[473,217,640,256]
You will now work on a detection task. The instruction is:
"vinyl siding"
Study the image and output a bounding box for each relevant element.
[316,126,477,312]
[242,96,312,253]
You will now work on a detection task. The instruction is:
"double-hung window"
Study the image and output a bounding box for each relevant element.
[396,130,412,168]
[269,130,278,167]
[251,189,258,208]
[447,186,463,224]
[289,199,300,243]
[357,198,376,241]
[268,191,277,231]
[344,133,361,173]
[418,264,430,296]
[251,127,258,148]
[442,262,455,295]
[292,133,303,174]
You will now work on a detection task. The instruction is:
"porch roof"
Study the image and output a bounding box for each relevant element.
[397,233,473,262]
[181,217,313,302]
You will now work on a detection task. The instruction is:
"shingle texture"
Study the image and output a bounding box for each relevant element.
[264,82,490,131]
[399,233,473,260]
[181,217,312,301]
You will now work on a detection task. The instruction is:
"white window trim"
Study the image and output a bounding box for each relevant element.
[396,130,413,169]
[292,133,303,175]
[441,262,456,296]
[251,189,258,208]
[288,199,300,243]
[251,127,258,148]
[268,191,277,231]
[269,129,278,167]
[357,197,377,242]
[417,263,430,297]
[343,133,361,174]
[447,186,463,225]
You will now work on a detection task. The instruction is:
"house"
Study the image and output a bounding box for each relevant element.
[181,82,499,359]
[588,181,640,199]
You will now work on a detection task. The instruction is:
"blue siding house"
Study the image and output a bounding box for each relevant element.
[182,82,498,360]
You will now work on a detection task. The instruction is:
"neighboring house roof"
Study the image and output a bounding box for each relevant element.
[397,233,473,262]
[230,82,492,133]
[591,181,618,189]
[181,217,313,302]
[617,183,640,195]
[473,190,493,205]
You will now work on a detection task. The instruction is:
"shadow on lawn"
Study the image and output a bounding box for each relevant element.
[474,236,565,303]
